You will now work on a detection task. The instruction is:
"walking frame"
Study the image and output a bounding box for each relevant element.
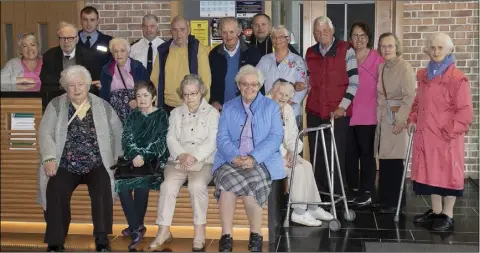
[394,126,415,222]
[283,118,356,231]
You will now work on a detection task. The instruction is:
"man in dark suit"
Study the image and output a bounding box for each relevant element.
[40,22,100,107]
[77,6,113,68]
[209,17,261,111]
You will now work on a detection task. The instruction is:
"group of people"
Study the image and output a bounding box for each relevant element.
[1,5,474,253]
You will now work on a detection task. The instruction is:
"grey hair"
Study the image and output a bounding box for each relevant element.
[271,25,290,37]
[424,32,454,54]
[171,15,190,29]
[142,14,159,23]
[59,65,92,90]
[17,33,41,58]
[57,21,78,35]
[177,74,208,99]
[219,17,241,31]
[269,79,295,99]
[377,32,403,57]
[235,65,265,88]
[313,16,335,30]
[109,37,131,53]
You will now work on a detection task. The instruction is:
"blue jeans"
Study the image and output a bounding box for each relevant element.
[118,188,150,231]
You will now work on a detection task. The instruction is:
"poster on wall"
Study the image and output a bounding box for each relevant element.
[210,18,223,48]
[236,1,263,42]
[190,20,209,46]
[200,1,236,18]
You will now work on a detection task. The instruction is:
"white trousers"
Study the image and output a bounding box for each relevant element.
[156,162,213,226]
[285,156,322,209]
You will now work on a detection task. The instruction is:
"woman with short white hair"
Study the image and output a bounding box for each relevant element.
[100,37,151,124]
[268,79,333,227]
[1,33,43,91]
[408,32,473,231]
[256,25,307,121]
[213,64,284,252]
[38,65,123,252]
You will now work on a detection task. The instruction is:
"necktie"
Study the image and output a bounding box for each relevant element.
[147,42,153,75]
[85,36,91,48]
[65,55,71,59]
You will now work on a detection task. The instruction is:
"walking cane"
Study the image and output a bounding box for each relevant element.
[394,126,415,222]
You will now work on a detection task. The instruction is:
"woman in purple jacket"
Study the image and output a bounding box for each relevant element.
[213,65,284,252]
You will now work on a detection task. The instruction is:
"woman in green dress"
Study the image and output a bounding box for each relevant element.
[115,80,169,250]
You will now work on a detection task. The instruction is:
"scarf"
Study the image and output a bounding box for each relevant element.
[427,54,455,80]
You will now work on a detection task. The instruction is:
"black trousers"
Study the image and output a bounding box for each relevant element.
[378,159,406,208]
[118,188,150,231]
[345,125,377,193]
[44,166,113,245]
[307,112,349,195]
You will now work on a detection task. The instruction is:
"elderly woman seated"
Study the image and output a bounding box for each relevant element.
[150,74,219,252]
[100,37,151,123]
[38,65,123,252]
[1,33,43,91]
[268,79,333,227]
[213,65,284,252]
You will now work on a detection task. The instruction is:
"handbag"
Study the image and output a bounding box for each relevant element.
[381,65,402,125]
[110,156,163,180]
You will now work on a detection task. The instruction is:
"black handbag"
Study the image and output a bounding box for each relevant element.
[110,156,162,180]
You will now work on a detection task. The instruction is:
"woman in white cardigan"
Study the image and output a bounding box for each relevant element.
[269,79,334,227]
[150,74,219,252]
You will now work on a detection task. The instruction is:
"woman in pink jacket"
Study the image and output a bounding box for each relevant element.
[408,32,474,231]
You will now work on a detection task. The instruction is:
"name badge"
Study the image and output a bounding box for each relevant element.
[96,45,108,52]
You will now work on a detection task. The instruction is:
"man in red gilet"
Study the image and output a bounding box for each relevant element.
[305,16,359,196]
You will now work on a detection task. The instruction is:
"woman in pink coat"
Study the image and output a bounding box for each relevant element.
[408,32,474,231]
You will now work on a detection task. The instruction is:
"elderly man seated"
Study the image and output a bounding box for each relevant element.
[38,65,123,252]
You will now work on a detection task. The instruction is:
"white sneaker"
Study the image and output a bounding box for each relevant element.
[309,207,334,221]
[291,211,322,226]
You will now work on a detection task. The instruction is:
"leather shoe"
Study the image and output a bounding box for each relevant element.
[248,232,263,252]
[218,234,233,252]
[96,243,111,252]
[432,214,455,231]
[413,209,441,224]
[47,245,65,252]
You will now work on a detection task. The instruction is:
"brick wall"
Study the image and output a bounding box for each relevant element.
[403,0,479,174]
[84,0,172,42]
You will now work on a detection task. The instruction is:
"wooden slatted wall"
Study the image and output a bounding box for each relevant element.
[1,98,268,229]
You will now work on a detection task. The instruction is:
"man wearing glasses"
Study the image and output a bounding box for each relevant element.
[40,21,100,102]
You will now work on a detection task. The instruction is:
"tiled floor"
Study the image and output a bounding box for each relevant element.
[1,180,478,252]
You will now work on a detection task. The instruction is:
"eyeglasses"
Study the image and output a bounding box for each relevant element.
[352,34,368,40]
[239,82,259,88]
[380,44,396,50]
[59,36,77,42]
[271,35,288,41]
[183,90,200,98]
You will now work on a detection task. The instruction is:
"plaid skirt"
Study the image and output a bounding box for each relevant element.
[213,163,272,207]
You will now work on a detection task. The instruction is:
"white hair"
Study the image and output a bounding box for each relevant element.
[313,16,335,30]
[142,14,159,23]
[269,79,295,99]
[219,17,241,31]
[109,37,131,53]
[271,25,290,37]
[17,33,41,58]
[425,32,455,54]
[57,21,78,35]
[235,65,265,88]
[59,65,92,90]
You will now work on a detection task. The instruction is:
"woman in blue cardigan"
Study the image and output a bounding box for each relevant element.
[99,38,150,124]
[213,65,284,252]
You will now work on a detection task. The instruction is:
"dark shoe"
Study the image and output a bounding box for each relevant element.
[96,243,111,252]
[248,232,263,252]
[379,206,402,214]
[432,214,455,231]
[413,209,442,224]
[346,189,359,203]
[122,225,147,237]
[128,230,144,250]
[354,193,372,206]
[218,234,233,252]
[47,245,65,252]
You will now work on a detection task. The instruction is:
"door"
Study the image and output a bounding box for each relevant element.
[0,1,81,68]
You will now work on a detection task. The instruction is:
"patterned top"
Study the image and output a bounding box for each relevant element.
[59,103,103,174]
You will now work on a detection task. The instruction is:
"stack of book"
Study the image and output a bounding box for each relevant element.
[10,113,36,150]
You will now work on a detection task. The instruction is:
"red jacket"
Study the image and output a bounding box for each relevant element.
[306,40,352,118]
